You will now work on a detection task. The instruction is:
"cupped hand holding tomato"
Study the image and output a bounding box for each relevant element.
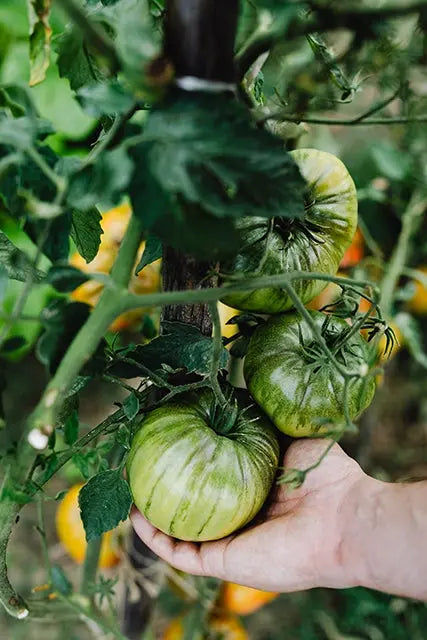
[132,439,427,602]
[132,440,363,592]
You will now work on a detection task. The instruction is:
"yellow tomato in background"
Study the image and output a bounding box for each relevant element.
[55,484,121,568]
[70,203,161,332]
[218,302,240,340]
[407,266,427,315]
[163,613,248,640]
[220,582,278,616]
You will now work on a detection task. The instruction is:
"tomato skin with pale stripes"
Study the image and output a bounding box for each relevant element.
[244,311,375,437]
[221,149,358,313]
[127,389,279,542]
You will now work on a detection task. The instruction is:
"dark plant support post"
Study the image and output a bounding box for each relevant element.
[122,1,240,636]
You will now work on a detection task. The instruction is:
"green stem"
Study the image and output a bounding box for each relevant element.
[208,302,227,407]
[28,216,143,438]
[36,496,52,583]
[261,115,427,127]
[119,272,372,314]
[379,190,426,317]
[80,538,102,598]
[0,501,28,619]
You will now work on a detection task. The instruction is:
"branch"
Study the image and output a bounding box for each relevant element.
[259,114,427,127]
[120,271,373,313]
[379,190,427,317]
[236,2,427,78]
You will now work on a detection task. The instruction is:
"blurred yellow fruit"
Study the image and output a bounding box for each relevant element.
[163,613,248,640]
[407,266,427,315]
[218,302,240,340]
[55,484,120,568]
[70,203,161,332]
[220,582,278,616]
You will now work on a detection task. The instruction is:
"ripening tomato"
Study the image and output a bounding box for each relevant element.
[127,389,279,542]
[244,311,375,437]
[218,302,240,340]
[55,484,121,568]
[221,149,358,313]
[340,227,364,269]
[407,266,427,315]
[220,582,278,616]
[163,613,248,640]
[70,203,160,331]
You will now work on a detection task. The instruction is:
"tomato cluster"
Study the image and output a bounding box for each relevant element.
[128,148,376,543]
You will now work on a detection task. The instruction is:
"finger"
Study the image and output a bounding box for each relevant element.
[130,509,206,575]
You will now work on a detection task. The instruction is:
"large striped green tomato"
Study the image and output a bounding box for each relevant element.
[244,311,375,437]
[221,149,357,313]
[127,390,279,542]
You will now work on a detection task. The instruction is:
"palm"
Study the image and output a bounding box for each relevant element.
[131,439,364,592]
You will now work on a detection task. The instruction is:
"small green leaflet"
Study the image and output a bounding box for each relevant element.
[64,409,79,445]
[27,0,52,87]
[77,81,135,117]
[112,321,229,378]
[56,24,106,91]
[79,469,132,541]
[135,234,162,274]
[51,565,72,596]
[0,231,44,282]
[123,392,140,420]
[45,265,89,293]
[66,147,133,212]
[70,207,103,264]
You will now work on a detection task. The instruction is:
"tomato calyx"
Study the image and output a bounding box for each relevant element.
[298,315,362,372]
[272,216,325,246]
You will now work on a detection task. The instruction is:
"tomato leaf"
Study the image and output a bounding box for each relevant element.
[0,232,44,282]
[77,80,135,117]
[112,321,229,378]
[56,24,106,91]
[45,265,89,292]
[64,409,79,445]
[27,0,52,87]
[130,91,305,220]
[135,234,162,274]
[66,148,133,212]
[79,469,132,540]
[70,207,103,264]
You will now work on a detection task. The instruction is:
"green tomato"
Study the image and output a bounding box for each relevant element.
[221,149,358,313]
[127,389,279,542]
[244,311,375,437]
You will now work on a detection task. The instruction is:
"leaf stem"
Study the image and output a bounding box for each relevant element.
[80,538,102,598]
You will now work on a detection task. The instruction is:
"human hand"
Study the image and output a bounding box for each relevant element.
[131,439,367,593]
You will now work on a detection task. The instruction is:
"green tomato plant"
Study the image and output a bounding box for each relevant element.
[0,0,426,638]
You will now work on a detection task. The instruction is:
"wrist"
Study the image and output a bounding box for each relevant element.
[338,474,427,600]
